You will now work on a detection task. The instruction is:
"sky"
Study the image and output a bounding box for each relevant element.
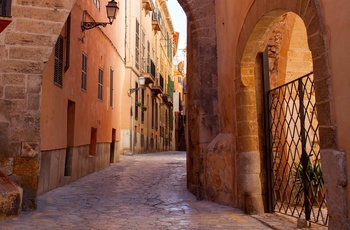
[166,0,187,64]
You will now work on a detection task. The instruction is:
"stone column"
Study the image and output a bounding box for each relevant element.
[178,0,219,199]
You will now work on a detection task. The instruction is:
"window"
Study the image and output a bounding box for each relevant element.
[81,53,87,91]
[93,0,100,10]
[89,127,97,156]
[151,98,154,129]
[170,110,173,129]
[110,68,114,108]
[135,19,140,69]
[142,30,145,72]
[54,36,63,87]
[155,102,158,131]
[135,82,139,120]
[64,13,71,72]
[141,89,145,123]
[147,41,150,64]
[98,68,103,100]
[1,0,11,17]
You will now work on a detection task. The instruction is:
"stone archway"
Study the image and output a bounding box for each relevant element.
[0,1,75,210]
[236,1,347,228]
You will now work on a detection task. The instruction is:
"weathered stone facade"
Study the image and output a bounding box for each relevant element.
[178,0,220,201]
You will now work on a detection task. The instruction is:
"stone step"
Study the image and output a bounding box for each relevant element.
[0,170,23,219]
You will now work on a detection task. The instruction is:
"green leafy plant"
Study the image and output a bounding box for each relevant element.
[292,160,324,205]
[135,101,143,107]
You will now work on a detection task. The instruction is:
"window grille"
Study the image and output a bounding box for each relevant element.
[54,36,63,87]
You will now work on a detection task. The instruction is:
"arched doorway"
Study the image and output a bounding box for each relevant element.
[174,0,347,228]
[237,6,334,227]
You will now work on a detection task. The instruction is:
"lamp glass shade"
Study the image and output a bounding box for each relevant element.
[139,75,146,86]
[106,0,118,23]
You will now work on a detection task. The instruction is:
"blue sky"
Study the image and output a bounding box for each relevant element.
[167,0,187,63]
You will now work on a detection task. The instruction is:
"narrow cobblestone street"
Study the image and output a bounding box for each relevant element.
[1,151,317,230]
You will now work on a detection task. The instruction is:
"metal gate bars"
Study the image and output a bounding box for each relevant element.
[267,72,328,226]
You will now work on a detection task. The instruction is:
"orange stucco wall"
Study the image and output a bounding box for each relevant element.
[41,1,126,151]
[321,1,350,163]
[321,0,350,216]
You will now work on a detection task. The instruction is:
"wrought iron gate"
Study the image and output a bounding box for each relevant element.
[266,72,328,226]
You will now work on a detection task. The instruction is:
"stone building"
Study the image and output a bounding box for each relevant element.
[120,0,177,154]
[0,0,125,216]
[173,60,186,151]
[179,0,350,229]
[38,0,126,195]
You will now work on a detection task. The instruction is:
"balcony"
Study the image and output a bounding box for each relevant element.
[142,0,155,12]
[162,93,173,107]
[152,11,162,32]
[0,0,12,33]
[142,58,156,85]
[151,74,164,96]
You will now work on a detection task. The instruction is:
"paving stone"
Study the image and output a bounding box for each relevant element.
[0,151,323,229]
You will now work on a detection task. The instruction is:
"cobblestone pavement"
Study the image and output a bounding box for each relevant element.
[1,151,326,230]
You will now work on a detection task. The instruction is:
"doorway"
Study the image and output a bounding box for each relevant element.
[239,10,329,226]
[65,100,75,176]
[110,128,116,163]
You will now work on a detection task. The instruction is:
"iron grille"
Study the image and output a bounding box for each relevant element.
[268,72,328,226]
[54,36,63,87]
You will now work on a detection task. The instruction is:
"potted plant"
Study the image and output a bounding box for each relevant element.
[135,100,143,107]
[292,160,324,205]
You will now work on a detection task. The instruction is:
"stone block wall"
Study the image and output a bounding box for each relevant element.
[0,170,23,219]
[178,0,219,200]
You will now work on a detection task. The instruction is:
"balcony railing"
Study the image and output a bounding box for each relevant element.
[152,10,162,31]
[151,75,164,96]
[161,93,173,107]
[142,58,156,84]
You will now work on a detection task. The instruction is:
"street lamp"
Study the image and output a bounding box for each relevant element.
[127,75,146,155]
[127,75,145,96]
[81,0,119,31]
